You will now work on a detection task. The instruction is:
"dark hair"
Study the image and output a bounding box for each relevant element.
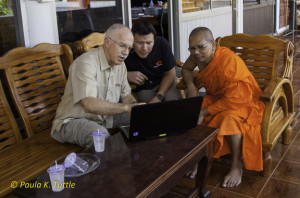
[131,21,157,36]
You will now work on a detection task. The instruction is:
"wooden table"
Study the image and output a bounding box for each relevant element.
[13,126,218,198]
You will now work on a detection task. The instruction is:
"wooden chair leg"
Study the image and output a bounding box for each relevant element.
[282,124,292,145]
[263,151,272,177]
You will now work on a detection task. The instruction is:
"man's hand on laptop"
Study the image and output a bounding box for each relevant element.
[125,102,146,114]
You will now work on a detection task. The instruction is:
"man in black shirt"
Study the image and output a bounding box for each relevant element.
[125,21,181,103]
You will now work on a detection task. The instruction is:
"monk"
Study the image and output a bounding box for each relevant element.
[182,27,265,188]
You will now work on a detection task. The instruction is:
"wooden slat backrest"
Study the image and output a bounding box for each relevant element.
[0,80,22,150]
[216,34,294,90]
[0,43,70,137]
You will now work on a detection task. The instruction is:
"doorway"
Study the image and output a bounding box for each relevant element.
[130,0,170,41]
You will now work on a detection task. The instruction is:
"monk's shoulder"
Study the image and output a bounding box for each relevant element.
[219,47,240,60]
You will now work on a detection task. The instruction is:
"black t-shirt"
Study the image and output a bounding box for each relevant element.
[125,36,176,91]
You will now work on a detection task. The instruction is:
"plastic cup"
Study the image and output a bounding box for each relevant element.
[92,131,106,152]
[47,165,66,192]
[64,152,89,172]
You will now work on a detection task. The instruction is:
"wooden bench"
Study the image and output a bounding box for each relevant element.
[0,43,82,197]
[176,34,295,176]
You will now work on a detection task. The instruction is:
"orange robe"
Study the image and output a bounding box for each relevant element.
[196,47,265,171]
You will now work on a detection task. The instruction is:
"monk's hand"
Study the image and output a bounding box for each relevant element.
[197,108,209,125]
[127,71,148,85]
[197,113,204,125]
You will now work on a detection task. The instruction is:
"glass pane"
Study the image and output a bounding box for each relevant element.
[56,0,121,44]
[195,0,210,11]
[0,0,16,56]
[212,0,231,8]
[182,0,210,13]
[243,0,258,2]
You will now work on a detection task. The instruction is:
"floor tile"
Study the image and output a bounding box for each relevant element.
[207,162,230,187]
[292,81,300,96]
[272,160,300,184]
[270,132,297,159]
[215,171,268,197]
[291,115,300,132]
[292,56,300,71]
[258,178,300,198]
[284,144,300,164]
[294,94,300,111]
[292,133,300,146]
[165,179,215,197]
[269,157,281,176]
[210,188,252,198]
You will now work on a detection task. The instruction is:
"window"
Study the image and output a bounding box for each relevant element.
[0,0,16,56]
[182,0,231,13]
[55,0,121,44]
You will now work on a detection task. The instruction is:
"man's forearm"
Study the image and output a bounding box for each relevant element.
[182,68,199,97]
[181,68,195,86]
[121,94,137,104]
[81,97,131,115]
[157,68,176,95]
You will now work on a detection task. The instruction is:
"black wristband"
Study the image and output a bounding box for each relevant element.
[156,94,164,101]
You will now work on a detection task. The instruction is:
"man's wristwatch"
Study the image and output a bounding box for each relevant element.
[156,94,164,101]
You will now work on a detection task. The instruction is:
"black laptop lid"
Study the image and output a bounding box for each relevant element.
[128,96,203,140]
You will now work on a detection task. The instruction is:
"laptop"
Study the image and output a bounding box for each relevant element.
[120,96,203,140]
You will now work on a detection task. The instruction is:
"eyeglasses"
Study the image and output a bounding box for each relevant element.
[188,40,212,52]
[108,37,133,52]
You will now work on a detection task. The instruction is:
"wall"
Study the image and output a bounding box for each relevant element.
[19,0,59,47]
[243,1,275,36]
[179,12,233,62]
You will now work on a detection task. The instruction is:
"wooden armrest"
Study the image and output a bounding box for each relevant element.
[72,40,90,59]
[176,77,204,90]
[129,80,146,90]
[176,70,203,90]
[176,60,184,68]
[130,83,137,90]
[260,78,293,101]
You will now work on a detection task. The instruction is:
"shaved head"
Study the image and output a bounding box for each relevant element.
[189,27,214,42]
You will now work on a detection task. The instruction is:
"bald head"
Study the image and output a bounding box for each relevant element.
[189,27,214,42]
[188,27,216,65]
[105,23,131,39]
[104,23,133,66]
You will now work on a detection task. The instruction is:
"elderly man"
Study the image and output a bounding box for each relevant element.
[182,27,265,188]
[125,21,181,103]
[51,24,142,148]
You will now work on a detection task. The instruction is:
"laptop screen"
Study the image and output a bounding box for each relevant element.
[127,96,203,139]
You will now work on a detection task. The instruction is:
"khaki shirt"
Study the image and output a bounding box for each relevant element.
[51,46,131,134]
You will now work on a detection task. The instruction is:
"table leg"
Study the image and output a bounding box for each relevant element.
[188,142,213,198]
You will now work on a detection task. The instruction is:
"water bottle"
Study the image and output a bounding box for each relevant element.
[149,0,154,7]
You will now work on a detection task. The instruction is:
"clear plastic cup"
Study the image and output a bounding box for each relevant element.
[47,165,66,192]
[92,131,106,152]
[64,152,89,172]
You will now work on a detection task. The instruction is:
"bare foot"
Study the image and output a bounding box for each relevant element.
[222,163,243,187]
[186,164,198,179]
